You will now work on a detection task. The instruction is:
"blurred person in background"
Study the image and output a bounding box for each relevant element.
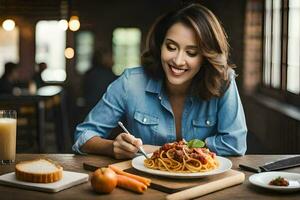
[83,49,117,110]
[32,62,47,88]
[27,62,47,94]
[0,62,19,94]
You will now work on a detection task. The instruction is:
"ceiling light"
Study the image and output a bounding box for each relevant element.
[2,19,15,31]
[65,47,74,59]
[69,16,80,31]
[58,19,68,31]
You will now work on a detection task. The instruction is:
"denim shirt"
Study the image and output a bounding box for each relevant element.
[73,67,247,156]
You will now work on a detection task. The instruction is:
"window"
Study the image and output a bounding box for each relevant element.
[262,0,300,102]
[112,28,141,75]
[287,0,300,93]
[263,0,282,88]
[263,0,272,86]
[271,0,282,88]
[36,20,66,82]
[75,31,95,74]
[0,27,19,77]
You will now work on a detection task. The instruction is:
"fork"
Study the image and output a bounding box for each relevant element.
[118,121,149,159]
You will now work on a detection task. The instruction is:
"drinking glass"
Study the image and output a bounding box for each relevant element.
[0,110,17,164]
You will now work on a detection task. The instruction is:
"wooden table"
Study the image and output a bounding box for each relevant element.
[0,154,299,200]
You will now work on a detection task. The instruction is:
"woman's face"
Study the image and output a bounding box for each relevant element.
[161,22,203,89]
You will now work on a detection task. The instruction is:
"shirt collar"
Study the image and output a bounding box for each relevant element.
[145,77,163,94]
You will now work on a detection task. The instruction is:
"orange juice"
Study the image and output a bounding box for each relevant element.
[0,118,17,162]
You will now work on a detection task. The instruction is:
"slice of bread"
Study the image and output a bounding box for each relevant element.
[15,159,63,183]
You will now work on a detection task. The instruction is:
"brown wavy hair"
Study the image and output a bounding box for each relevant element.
[142,3,234,100]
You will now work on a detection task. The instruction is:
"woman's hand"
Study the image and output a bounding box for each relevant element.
[113,133,143,159]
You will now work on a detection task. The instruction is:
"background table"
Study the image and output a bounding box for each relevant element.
[0,86,69,152]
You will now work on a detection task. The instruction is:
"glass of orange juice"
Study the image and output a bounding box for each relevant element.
[0,110,17,164]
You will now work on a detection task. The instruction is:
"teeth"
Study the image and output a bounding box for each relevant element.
[172,67,185,73]
[170,66,186,74]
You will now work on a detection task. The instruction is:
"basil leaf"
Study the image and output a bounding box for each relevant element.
[187,139,205,148]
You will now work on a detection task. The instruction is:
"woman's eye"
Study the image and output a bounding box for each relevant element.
[187,51,198,57]
[166,44,176,51]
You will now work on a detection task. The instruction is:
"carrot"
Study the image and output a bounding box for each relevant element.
[116,174,147,194]
[109,165,151,186]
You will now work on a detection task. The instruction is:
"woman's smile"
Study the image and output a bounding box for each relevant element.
[168,63,188,76]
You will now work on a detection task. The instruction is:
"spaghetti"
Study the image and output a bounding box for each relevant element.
[144,140,219,173]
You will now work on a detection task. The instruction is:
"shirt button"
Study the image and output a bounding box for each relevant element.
[158,96,162,100]
[205,120,210,126]
[143,118,147,123]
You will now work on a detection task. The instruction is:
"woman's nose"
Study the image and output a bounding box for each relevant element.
[174,52,186,66]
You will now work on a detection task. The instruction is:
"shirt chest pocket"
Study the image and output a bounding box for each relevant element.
[134,111,159,125]
[192,115,217,139]
[133,111,159,143]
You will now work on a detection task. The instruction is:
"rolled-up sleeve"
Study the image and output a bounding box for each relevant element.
[72,70,129,154]
[205,75,247,156]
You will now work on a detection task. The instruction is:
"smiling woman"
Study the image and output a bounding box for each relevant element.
[73,3,247,159]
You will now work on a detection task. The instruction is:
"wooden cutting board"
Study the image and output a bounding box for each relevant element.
[83,160,245,194]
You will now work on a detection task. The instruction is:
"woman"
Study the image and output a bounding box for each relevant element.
[73,3,247,159]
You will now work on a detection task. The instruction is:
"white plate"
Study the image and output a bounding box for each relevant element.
[131,154,232,179]
[249,172,300,192]
[0,171,89,193]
